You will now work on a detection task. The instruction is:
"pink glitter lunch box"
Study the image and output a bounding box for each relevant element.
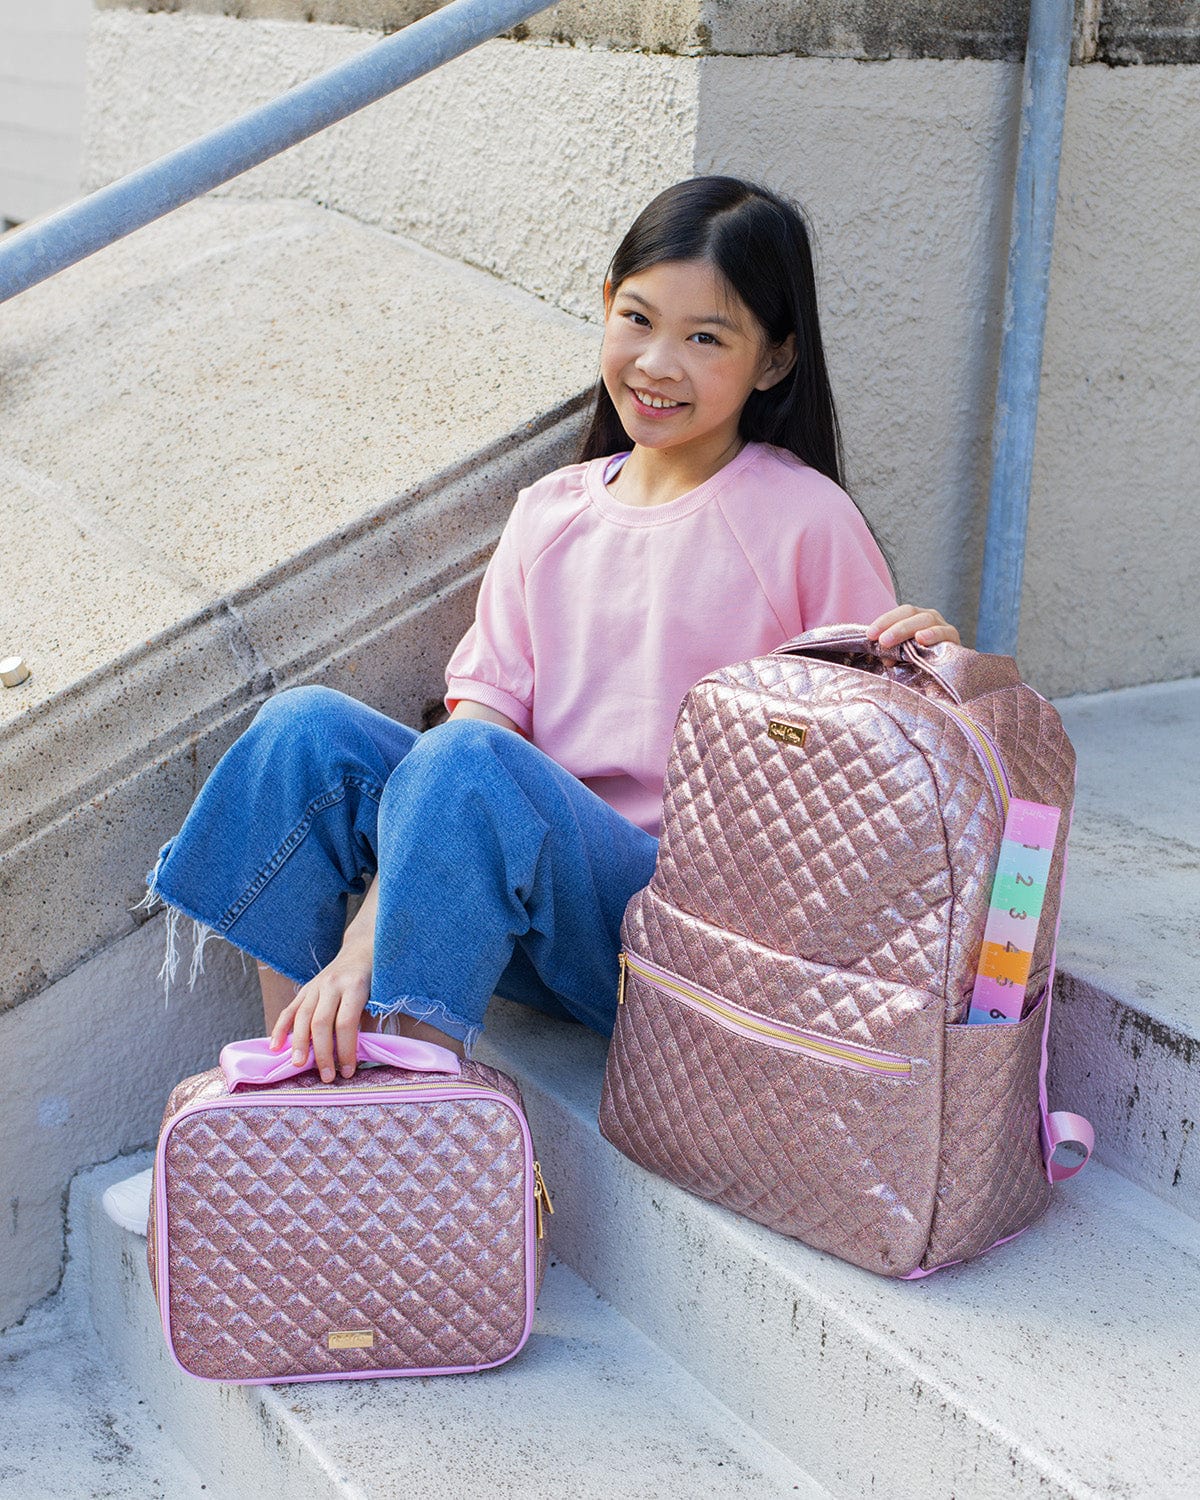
[147,1033,552,1384]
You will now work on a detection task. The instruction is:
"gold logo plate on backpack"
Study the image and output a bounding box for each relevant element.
[767,719,808,748]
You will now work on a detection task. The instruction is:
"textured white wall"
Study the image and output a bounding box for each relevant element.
[1019,65,1200,693]
[698,56,1200,694]
[696,56,1020,673]
[0,0,92,223]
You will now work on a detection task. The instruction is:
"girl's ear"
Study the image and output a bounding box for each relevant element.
[755,332,797,391]
[603,277,613,314]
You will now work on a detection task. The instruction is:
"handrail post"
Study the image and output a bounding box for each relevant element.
[975,0,1074,657]
[0,0,556,304]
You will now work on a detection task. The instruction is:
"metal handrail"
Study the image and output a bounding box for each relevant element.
[0,0,555,304]
[975,0,1073,657]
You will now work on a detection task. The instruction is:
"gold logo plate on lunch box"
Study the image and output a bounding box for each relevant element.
[328,1330,374,1350]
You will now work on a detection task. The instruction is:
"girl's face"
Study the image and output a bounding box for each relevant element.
[601,258,795,466]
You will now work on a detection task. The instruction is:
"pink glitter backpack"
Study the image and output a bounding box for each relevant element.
[148,1033,552,1381]
[601,626,1092,1277]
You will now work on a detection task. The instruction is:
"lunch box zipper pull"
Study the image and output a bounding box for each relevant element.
[533,1160,554,1239]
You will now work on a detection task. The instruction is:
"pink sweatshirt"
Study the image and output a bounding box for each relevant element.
[444,442,896,836]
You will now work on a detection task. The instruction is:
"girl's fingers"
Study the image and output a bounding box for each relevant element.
[870,605,959,649]
[269,991,305,1051]
[309,991,343,1083]
[335,993,369,1080]
[271,971,370,1083]
[914,623,960,646]
[866,604,919,642]
[287,985,319,1065]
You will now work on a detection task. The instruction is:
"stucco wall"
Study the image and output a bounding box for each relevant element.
[695,57,1200,692]
[82,15,699,322]
[82,11,1200,693]
[0,918,262,1328]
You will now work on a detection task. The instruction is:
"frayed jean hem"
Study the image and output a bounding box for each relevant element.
[366,994,482,1056]
[147,856,482,1052]
[143,859,313,1003]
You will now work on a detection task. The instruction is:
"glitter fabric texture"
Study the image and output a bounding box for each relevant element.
[148,1057,546,1382]
[600,626,1077,1277]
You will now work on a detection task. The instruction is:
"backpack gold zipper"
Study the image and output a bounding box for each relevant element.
[620,952,912,1078]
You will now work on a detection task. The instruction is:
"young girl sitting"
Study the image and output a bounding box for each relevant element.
[146,175,959,1083]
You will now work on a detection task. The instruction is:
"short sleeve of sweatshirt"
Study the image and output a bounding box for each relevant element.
[714,448,896,638]
[786,470,896,631]
[443,493,536,734]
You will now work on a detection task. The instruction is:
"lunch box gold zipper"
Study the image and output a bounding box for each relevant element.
[532,1160,554,1240]
[619,951,912,1078]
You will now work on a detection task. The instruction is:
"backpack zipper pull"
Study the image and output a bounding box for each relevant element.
[617,952,628,1006]
[533,1160,555,1240]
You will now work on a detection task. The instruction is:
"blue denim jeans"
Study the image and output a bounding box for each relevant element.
[147,686,659,1050]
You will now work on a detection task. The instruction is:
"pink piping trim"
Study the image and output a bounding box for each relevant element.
[153,1087,538,1384]
[901,1222,1037,1280]
[1036,797,1094,1183]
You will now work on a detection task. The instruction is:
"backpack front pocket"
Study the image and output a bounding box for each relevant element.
[601,902,947,1276]
[920,992,1052,1271]
[619,951,914,1078]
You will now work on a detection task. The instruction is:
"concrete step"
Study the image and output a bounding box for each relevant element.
[82,1155,827,1500]
[0,192,599,1016]
[0,1158,207,1500]
[1049,677,1200,1214]
[0,190,598,1329]
[477,999,1200,1500]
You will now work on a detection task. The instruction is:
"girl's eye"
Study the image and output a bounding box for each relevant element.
[690,331,719,346]
[622,310,650,327]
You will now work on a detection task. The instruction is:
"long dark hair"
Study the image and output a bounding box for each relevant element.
[577,177,846,488]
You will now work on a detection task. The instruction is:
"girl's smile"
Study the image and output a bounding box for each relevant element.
[600,258,795,500]
[629,387,687,416]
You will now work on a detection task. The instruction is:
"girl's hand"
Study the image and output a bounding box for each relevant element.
[867,604,961,650]
[268,943,373,1082]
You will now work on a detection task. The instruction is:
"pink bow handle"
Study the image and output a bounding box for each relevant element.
[1045,1109,1094,1183]
[219,1032,462,1090]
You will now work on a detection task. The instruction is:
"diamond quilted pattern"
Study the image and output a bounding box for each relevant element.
[605,641,1076,1274]
[627,885,930,1052]
[655,662,1003,1001]
[149,1063,537,1382]
[601,960,945,1276]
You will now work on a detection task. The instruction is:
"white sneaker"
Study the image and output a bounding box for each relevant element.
[101,1168,153,1237]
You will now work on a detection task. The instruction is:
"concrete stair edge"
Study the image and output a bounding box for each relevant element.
[80,1154,830,1500]
[477,1001,1200,1500]
[1049,968,1197,1218]
[1047,676,1200,1216]
[0,411,586,1017]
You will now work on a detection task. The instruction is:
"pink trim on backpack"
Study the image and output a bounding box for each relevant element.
[1035,799,1094,1184]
